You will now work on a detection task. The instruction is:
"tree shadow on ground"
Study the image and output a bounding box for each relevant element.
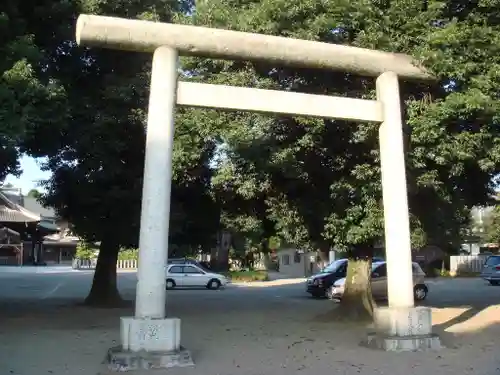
[2,278,500,375]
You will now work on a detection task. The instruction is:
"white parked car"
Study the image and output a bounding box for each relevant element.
[165,264,229,290]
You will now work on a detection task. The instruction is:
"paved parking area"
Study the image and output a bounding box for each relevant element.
[0,267,498,309]
[0,266,312,307]
[1,268,500,375]
[423,277,500,309]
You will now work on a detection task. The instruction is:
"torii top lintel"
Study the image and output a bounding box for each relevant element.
[75,14,432,81]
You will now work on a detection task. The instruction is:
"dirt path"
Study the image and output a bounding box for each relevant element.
[1,298,500,375]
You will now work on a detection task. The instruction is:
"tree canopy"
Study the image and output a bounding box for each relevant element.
[0,0,67,181]
[3,0,500,309]
[185,0,500,318]
[186,0,500,256]
[26,188,41,198]
[10,0,216,304]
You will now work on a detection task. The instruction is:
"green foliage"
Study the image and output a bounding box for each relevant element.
[27,189,41,199]
[118,248,139,261]
[189,0,500,255]
[227,270,269,282]
[12,0,212,304]
[21,0,215,254]
[9,0,500,303]
[485,205,500,244]
[443,269,480,278]
[75,242,97,260]
[0,0,67,181]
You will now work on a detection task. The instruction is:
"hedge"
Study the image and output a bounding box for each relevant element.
[227,270,269,282]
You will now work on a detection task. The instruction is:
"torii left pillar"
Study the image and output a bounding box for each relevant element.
[107,46,194,371]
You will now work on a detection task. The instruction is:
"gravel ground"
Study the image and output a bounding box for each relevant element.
[0,269,499,375]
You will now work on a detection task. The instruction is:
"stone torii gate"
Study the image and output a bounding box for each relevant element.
[76,14,440,370]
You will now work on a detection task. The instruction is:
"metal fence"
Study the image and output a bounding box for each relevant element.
[72,258,138,270]
[117,260,138,269]
[449,255,488,274]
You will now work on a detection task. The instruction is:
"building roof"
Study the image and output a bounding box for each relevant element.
[23,196,56,218]
[0,192,40,223]
[1,187,23,205]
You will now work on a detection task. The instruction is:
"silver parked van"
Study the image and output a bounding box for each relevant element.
[480,255,500,285]
[329,261,428,301]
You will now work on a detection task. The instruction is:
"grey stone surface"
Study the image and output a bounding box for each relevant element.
[120,316,181,352]
[374,306,433,336]
[76,15,431,80]
[106,345,194,372]
[364,332,442,352]
[366,306,442,352]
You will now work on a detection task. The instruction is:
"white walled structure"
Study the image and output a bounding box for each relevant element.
[277,248,322,278]
[75,14,439,369]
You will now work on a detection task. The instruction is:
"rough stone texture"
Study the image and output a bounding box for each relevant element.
[374,306,433,336]
[75,15,432,80]
[364,332,442,352]
[120,317,181,352]
[106,345,194,372]
[364,306,442,352]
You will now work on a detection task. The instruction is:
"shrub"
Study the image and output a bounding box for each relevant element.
[75,242,97,260]
[118,248,139,260]
[440,268,450,277]
[437,269,480,278]
[227,270,269,282]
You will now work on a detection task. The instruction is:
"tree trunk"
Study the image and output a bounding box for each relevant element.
[84,237,123,307]
[210,246,218,270]
[316,243,330,269]
[337,258,375,321]
[217,231,231,271]
[323,245,376,322]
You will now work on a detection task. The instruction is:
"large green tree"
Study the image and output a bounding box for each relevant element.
[0,0,67,182]
[21,0,220,306]
[185,0,500,319]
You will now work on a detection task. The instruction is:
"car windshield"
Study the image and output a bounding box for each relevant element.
[196,264,211,273]
[372,262,384,271]
[322,260,346,273]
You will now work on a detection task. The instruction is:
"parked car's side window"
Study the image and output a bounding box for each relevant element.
[170,266,183,274]
[183,266,203,274]
[373,264,387,278]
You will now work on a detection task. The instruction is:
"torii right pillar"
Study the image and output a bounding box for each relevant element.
[367,71,441,351]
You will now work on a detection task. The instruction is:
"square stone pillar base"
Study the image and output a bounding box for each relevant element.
[106,317,194,371]
[364,306,442,352]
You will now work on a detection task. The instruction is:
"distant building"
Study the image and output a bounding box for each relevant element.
[277,248,324,278]
[465,203,498,254]
[0,186,78,265]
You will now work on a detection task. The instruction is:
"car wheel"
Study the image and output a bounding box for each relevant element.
[489,280,499,286]
[207,279,221,290]
[414,284,428,301]
[166,279,176,289]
